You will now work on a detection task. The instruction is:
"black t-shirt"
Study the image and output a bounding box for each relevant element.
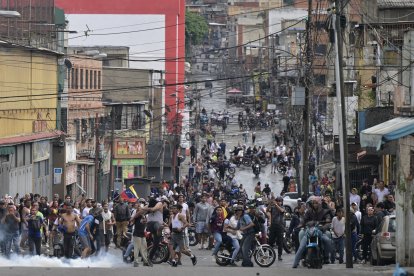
[133,215,146,237]
[4,211,20,233]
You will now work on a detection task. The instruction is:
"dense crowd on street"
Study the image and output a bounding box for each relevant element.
[0,107,397,268]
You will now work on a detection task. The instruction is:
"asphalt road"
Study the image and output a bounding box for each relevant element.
[186,69,284,198]
[0,246,398,275]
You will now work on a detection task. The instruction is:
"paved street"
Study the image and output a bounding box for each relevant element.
[187,70,284,197]
[0,246,399,276]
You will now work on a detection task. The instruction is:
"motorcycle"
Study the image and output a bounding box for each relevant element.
[215,235,276,267]
[276,161,287,174]
[302,224,324,269]
[253,163,261,178]
[122,228,170,264]
[51,228,83,258]
[188,225,198,246]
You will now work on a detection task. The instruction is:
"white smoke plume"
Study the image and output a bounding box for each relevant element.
[0,253,128,268]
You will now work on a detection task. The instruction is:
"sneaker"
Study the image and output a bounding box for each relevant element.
[292,265,298,269]
[229,261,237,266]
[133,262,139,267]
[172,260,178,267]
[177,260,182,266]
[191,255,197,266]
[198,244,203,250]
[360,259,366,264]
[211,255,216,262]
[278,255,283,261]
[166,260,173,266]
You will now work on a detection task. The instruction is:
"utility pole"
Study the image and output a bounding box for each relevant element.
[94,113,100,201]
[109,107,115,199]
[301,0,313,196]
[333,0,353,268]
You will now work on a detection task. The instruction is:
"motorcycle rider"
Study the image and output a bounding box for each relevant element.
[292,197,332,268]
[251,157,261,176]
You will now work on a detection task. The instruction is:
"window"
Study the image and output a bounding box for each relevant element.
[98,71,101,89]
[89,118,95,137]
[315,44,327,55]
[71,68,75,89]
[315,21,325,30]
[67,68,71,88]
[37,162,41,177]
[75,68,79,89]
[114,105,146,130]
[90,70,93,89]
[134,166,142,177]
[81,119,88,133]
[0,155,9,163]
[74,119,80,142]
[45,159,49,176]
[314,74,326,86]
[115,166,122,179]
[94,71,97,89]
[80,69,84,89]
[85,69,89,89]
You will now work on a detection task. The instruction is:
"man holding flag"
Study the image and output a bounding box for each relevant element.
[113,186,137,248]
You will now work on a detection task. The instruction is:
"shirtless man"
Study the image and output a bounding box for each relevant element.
[20,199,31,249]
[59,204,81,258]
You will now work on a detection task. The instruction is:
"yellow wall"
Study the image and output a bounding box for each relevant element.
[0,47,58,138]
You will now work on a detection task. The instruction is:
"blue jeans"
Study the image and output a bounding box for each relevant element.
[212,232,222,256]
[124,242,134,257]
[230,238,240,261]
[4,231,20,257]
[351,232,358,260]
[331,237,344,263]
[240,233,254,266]
[293,229,331,267]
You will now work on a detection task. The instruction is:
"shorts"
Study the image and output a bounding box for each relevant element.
[79,235,91,249]
[195,221,209,234]
[171,233,185,252]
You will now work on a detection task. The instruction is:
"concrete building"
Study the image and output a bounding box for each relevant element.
[67,46,130,68]
[0,42,62,198]
[55,0,186,136]
[53,55,106,200]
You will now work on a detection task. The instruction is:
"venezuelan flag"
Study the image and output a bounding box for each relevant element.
[120,185,139,202]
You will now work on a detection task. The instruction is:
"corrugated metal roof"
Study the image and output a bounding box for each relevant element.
[0,131,63,146]
[378,0,414,9]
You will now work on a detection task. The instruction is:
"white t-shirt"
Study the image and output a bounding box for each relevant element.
[224,216,242,240]
[374,188,389,202]
[331,217,345,238]
[82,207,91,218]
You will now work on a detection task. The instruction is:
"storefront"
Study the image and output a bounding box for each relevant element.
[112,139,146,184]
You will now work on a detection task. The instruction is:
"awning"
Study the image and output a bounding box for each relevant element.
[360,117,414,150]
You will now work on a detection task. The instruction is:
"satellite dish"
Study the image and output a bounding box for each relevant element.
[143,110,153,118]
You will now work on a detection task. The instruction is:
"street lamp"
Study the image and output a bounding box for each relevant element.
[0,10,21,18]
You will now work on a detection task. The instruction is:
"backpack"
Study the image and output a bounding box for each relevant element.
[30,217,42,231]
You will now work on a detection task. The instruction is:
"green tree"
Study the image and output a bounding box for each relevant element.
[185,11,208,58]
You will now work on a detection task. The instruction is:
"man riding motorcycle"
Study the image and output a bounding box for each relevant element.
[292,197,332,268]
[251,158,261,176]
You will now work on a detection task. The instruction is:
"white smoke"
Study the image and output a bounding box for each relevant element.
[0,252,128,268]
